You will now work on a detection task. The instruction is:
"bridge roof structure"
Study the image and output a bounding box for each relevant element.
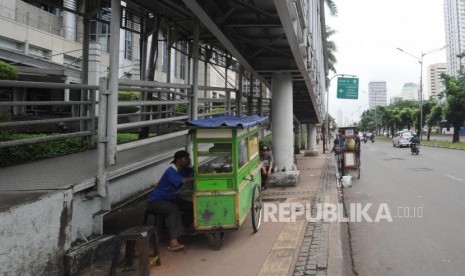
[125,0,323,124]
[17,0,325,124]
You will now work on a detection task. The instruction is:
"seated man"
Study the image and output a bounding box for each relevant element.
[148,150,194,252]
[260,146,274,191]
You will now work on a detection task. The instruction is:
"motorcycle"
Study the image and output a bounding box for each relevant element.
[363,136,368,143]
[410,143,420,155]
[370,135,375,143]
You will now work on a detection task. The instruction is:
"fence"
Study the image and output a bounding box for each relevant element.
[0,79,271,151]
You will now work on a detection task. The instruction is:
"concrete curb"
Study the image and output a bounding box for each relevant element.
[421,144,465,151]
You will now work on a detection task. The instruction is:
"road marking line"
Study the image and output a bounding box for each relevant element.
[444,174,465,183]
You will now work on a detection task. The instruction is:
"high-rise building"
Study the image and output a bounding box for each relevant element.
[401,82,418,101]
[368,81,387,109]
[428,63,446,101]
[444,0,465,76]
[390,96,403,104]
[337,108,343,127]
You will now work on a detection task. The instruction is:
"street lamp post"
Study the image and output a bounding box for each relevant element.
[324,73,357,153]
[396,46,446,141]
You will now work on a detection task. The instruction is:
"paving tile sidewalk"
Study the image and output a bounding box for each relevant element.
[80,146,330,275]
[292,154,339,276]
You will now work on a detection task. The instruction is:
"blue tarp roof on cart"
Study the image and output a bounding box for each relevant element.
[186,115,268,128]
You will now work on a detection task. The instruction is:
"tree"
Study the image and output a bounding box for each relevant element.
[425,103,443,141]
[399,108,414,130]
[322,0,338,87]
[325,0,338,16]
[442,74,465,142]
[325,26,337,74]
[388,108,401,136]
[412,100,435,137]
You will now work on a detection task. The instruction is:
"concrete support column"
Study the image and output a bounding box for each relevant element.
[271,72,294,171]
[305,123,319,156]
[63,0,77,41]
[13,88,25,115]
[294,124,301,154]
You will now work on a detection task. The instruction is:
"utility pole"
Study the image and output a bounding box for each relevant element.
[396,46,446,141]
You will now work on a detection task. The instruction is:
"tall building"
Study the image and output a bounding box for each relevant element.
[401,82,418,101]
[428,63,446,101]
[390,96,403,104]
[444,0,465,76]
[337,108,343,127]
[368,81,387,109]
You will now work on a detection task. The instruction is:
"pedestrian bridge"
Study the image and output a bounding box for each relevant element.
[0,0,328,274]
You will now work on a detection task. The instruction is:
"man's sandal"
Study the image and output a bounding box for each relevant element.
[167,244,185,252]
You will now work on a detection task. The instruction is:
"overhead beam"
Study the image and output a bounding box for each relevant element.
[181,0,269,87]
[231,0,277,19]
[236,35,292,58]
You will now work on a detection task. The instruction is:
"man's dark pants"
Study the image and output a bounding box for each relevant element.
[148,199,193,239]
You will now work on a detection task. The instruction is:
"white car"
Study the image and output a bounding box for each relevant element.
[392,131,414,147]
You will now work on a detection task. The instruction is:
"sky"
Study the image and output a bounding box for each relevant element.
[325,0,446,125]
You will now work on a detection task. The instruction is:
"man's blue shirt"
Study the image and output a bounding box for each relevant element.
[149,165,185,203]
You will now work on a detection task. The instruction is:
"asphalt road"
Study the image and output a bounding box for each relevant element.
[342,140,465,276]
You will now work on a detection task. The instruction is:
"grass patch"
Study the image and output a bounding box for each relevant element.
[421,140,465,150]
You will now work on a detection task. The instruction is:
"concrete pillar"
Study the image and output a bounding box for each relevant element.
[305,123,319,156]
[63,0,77,41]
[294,124,300,154]
[13,88,25,115]
[271,72,294,171]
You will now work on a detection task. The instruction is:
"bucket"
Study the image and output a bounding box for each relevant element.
[342,175,352,188]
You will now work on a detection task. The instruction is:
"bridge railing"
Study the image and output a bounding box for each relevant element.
[0,79,270,155]
[0,80,98,149]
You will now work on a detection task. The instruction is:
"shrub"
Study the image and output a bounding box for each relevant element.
[118,91,140,101]
[0,134,87,167]
[175,103,187,114]
[0,61,18,80]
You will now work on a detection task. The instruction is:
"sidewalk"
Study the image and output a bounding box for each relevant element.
[80,145,341,276]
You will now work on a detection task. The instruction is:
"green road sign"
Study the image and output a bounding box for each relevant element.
[337,77,359,99]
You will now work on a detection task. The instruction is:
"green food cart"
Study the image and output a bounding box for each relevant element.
[186,115,266,249]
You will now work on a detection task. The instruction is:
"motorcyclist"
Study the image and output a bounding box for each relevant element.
[409,134,420,152]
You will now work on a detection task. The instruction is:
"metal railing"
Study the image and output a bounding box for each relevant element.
[0,79,271,151]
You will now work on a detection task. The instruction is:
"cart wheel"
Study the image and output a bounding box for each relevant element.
[206,232,224,250]
[251,184,262,233]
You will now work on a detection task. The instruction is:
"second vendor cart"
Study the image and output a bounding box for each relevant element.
[186,115,267,249]
[335,126,360,180]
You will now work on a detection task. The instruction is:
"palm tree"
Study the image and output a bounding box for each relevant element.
[326,26,337,74]
[426,103,443,141]
[321,0,338,87]
[325,0,338,16]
